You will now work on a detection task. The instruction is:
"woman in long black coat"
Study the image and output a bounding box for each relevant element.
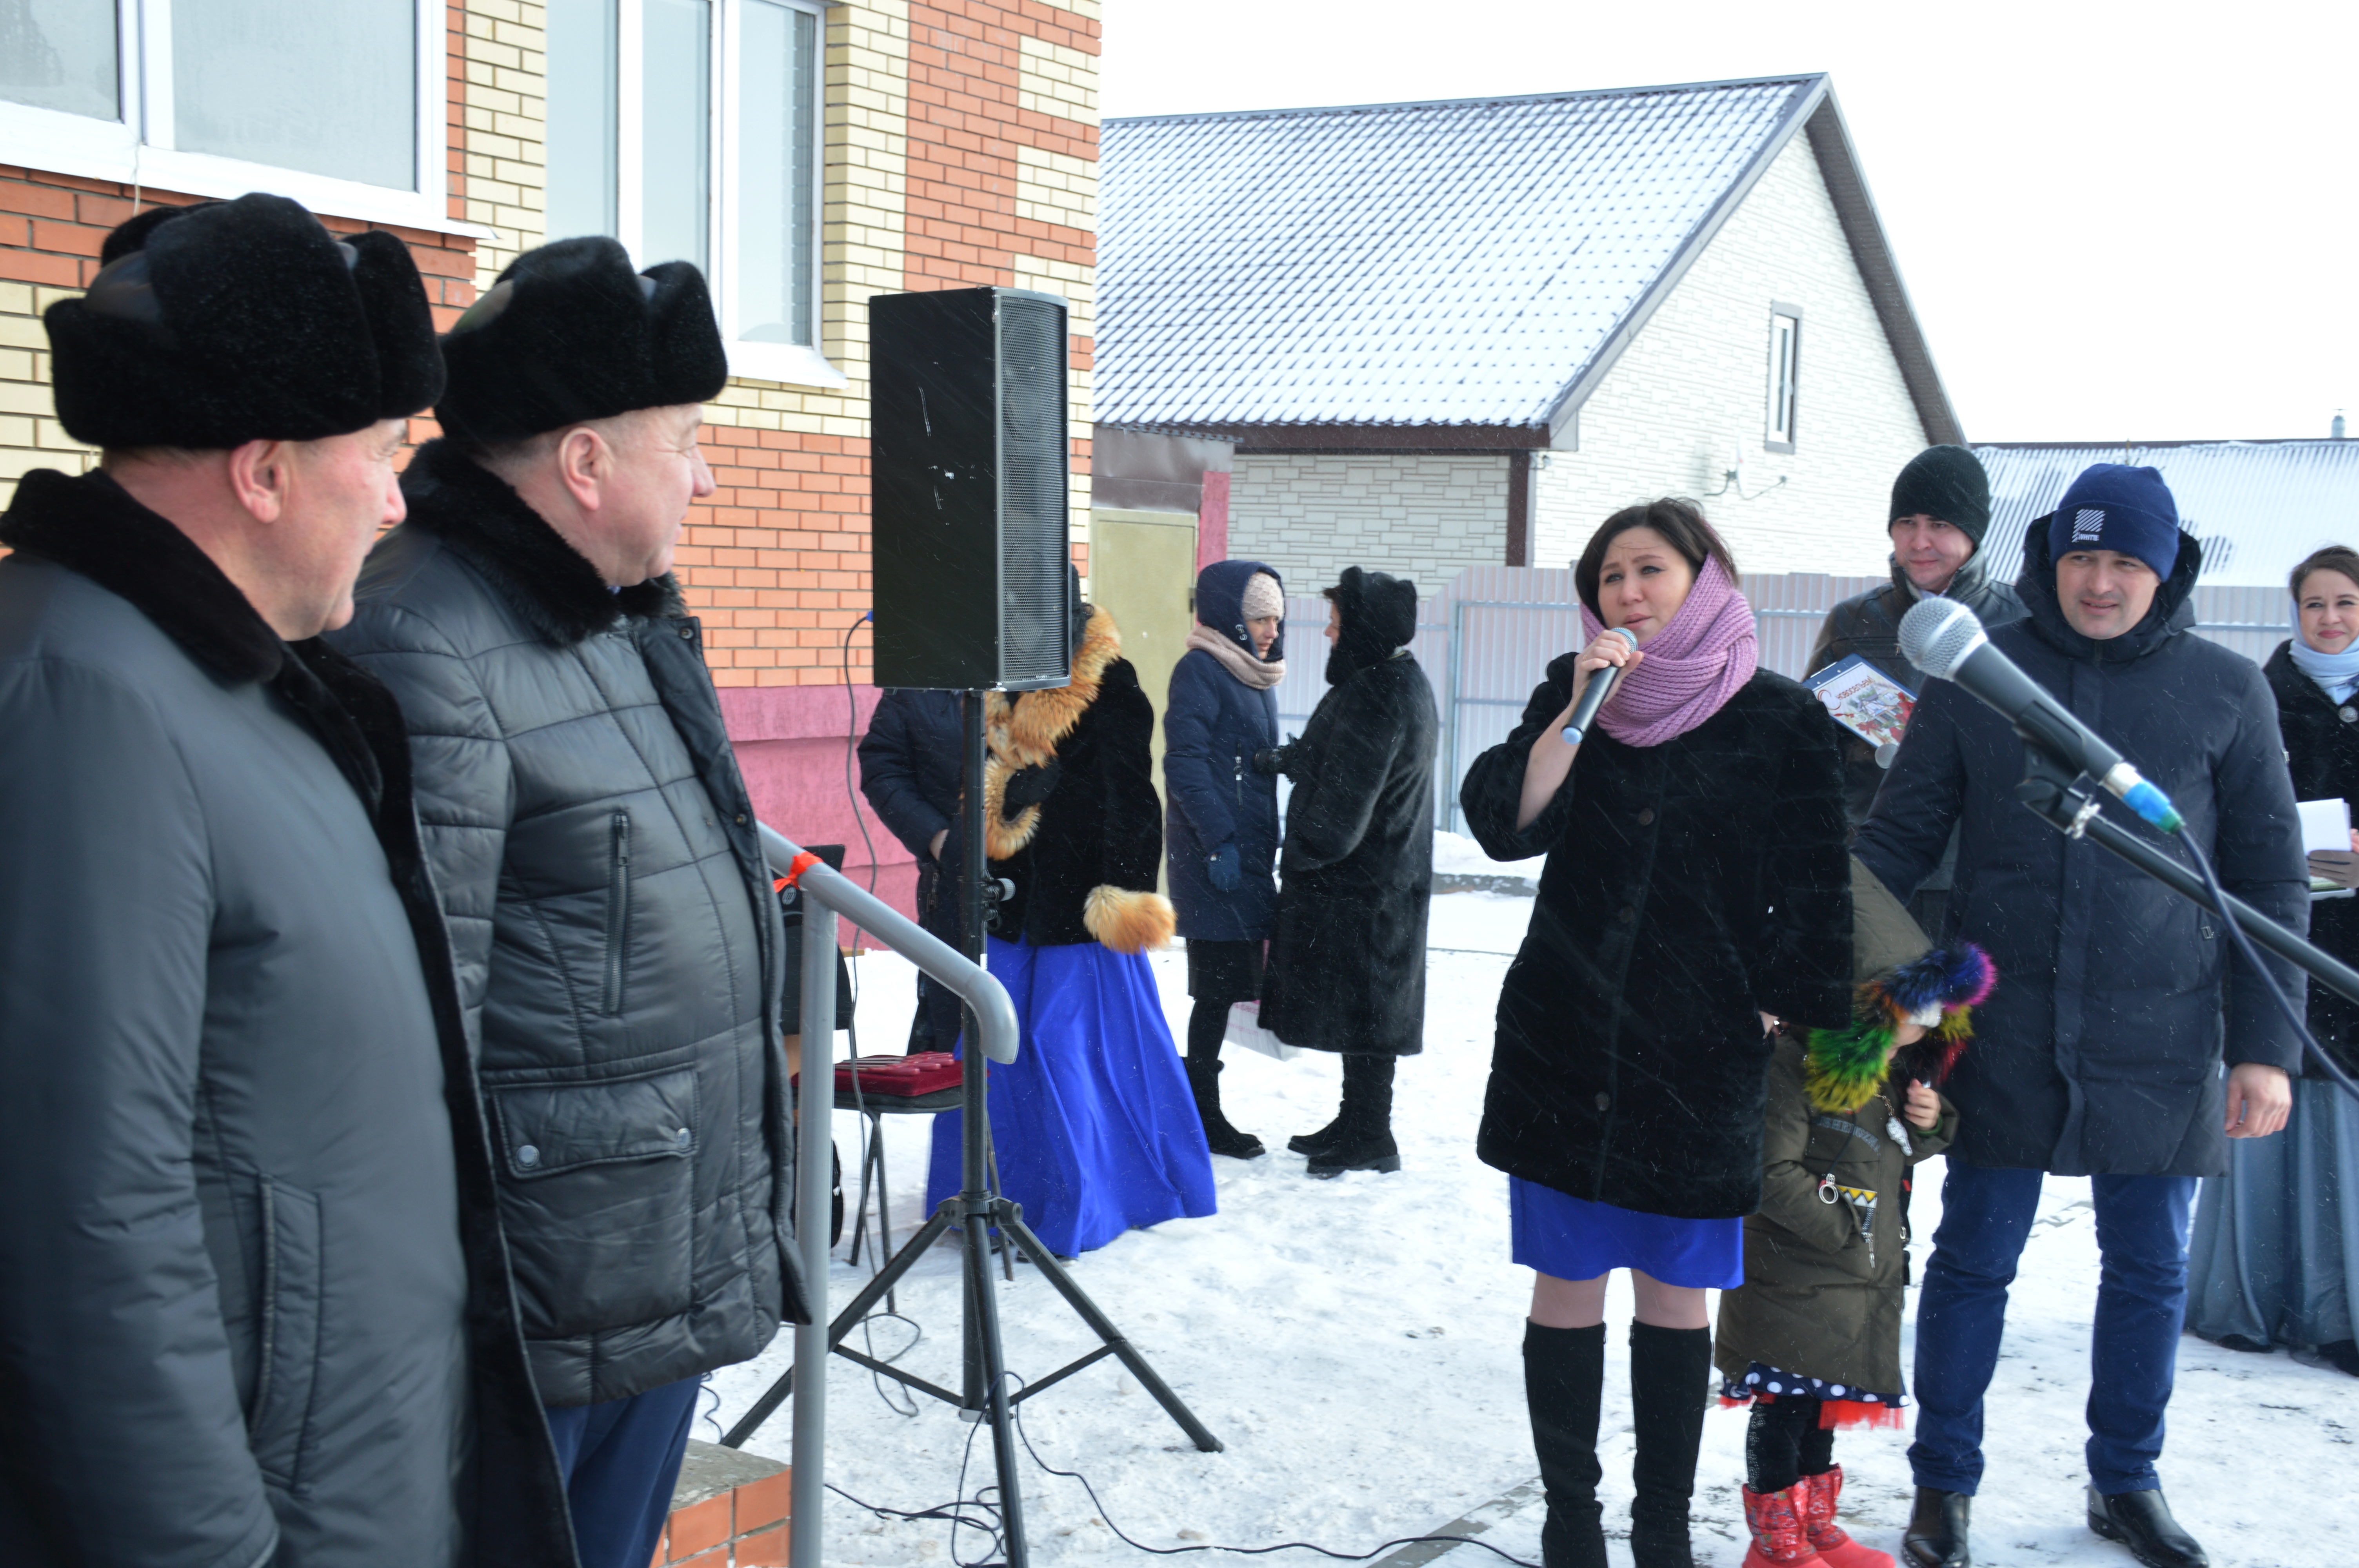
[2188,543,2359,1377]
[1460,501,1849,1568]
[1257,566,1439,1177]
[1163,559,1287,1157]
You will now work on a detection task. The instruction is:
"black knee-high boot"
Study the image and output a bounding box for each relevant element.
[1627,1321,1712,1568]
[1184,1000,1263,1158]
[1306,1053,1400,1176]
[1525,1321,1608,1568]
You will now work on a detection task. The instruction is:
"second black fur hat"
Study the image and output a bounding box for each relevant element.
[1889,444,1992,548]
[45,193,443,450]
[435,237,729,445]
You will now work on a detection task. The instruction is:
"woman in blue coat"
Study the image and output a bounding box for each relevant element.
[1164,561,1287,1157]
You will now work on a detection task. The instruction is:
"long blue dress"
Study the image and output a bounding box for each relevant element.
[2188,1078,2359,1353]
[927,936,1217,1258]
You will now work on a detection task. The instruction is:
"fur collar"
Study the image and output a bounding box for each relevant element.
[0,468,285,682]
[982,605,1120,858]
[399,438,686,647]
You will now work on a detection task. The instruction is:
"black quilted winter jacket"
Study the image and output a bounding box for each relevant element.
[330,440,807,1409]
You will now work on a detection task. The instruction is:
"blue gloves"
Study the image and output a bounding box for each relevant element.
[1207,843,1242,893]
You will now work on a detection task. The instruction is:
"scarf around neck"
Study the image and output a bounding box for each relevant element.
[1187,623,1285,689]
[2290,633,2359,703]
[1576,556,1759,747]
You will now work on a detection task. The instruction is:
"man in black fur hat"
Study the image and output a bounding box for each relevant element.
[1807,445,2026,935]
[327,237,807,1568]
[0,196,574,1567]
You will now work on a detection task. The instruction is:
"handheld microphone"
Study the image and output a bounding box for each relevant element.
[1560,627,1638,746]
[1898,597,2184,833]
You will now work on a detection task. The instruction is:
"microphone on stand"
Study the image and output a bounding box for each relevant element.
[1898,597,2184,833]
[1560,627,1639,746]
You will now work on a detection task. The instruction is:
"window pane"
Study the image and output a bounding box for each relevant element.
[736,0,817,345]
[544,0,618,240]
[0,0,119,121]
[173,0,415,188]
[640,0,711,272]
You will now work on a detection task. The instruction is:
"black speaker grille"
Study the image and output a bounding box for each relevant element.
[997,295,1069,685]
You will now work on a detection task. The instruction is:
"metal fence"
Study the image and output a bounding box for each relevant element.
[1271,568,2295,835]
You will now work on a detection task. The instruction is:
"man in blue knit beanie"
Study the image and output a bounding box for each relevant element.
[1857,461,2304,1568]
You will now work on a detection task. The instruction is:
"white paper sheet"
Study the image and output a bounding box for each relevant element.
[2297,796,2351,854]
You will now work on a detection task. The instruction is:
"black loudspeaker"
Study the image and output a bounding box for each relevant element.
[870,287,1073,691]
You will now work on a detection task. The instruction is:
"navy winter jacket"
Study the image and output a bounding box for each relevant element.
[859,686,966,937]
[1163,560,1283,941]
[1856,525,2306,1177]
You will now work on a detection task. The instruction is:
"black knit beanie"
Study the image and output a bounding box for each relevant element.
[45,194,443,449]
[1889,445,1992,548]
[434,236,728,445]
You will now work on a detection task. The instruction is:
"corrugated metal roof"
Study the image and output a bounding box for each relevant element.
[1976,441,2359,590]
[1097,77,1824,432]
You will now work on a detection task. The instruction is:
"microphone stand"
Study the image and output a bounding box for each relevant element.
[2014,745,2359,1009]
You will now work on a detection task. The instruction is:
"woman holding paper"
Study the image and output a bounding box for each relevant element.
[1458,500,1852,1568]
[2188,543,2359,1377]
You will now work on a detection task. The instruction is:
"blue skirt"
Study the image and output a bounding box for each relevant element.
[1510,1178,1744,1289]
[927,937,1217,1258]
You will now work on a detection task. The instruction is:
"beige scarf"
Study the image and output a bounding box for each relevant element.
[1187,624,1285,689]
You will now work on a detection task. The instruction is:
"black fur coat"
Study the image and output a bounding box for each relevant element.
[1462,663,1851,1220]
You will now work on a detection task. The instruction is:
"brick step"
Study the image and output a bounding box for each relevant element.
[650,1440,791,1567]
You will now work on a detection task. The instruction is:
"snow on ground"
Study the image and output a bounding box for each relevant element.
[711,892,2359,1568]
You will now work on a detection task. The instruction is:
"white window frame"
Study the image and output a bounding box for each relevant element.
[1765,303,1801,453]
[604,0,840,388]
[0,0,473,237]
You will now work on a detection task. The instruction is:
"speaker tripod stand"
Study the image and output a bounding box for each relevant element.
[722,690,1221,1568]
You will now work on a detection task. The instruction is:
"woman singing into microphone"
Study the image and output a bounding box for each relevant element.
[1460,500,1850,1568]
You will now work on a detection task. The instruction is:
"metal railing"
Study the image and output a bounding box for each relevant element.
[756,821,1020,1568]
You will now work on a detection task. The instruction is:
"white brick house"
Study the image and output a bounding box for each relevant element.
[1096,74,1959,590]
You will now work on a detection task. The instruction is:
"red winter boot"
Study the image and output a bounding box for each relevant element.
[1741,1485,1827,1567]
[1799,1467,1894,1568]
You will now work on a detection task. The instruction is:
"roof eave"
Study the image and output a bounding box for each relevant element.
[1801,89,1965,446]
[1098,419,1552,454]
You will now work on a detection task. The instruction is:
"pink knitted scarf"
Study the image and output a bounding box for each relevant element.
[1577,556,1758,747]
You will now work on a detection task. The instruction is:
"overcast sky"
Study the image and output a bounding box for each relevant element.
[1099,0,2357,444]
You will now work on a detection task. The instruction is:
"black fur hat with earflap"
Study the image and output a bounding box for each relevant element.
[44,193,444,450]
[434,236,729,446]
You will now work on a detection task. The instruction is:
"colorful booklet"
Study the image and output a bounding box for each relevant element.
[1808,653,1917,754]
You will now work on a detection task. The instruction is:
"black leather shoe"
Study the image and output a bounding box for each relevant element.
[2088,1486,2208,1568]
[1902,1487,1970,1567]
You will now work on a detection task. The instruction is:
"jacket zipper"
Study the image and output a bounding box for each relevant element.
[603,810,631,1016]
[1234,752,1243,804]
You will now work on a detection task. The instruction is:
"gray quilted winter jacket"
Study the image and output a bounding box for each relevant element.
[330,440,807,1408]
[0,470,574,1568]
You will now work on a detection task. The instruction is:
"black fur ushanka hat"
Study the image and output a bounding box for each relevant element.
[45,193,444,449]
[433,236,728,445]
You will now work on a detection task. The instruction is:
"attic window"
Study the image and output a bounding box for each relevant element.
[1765,305,1802,453]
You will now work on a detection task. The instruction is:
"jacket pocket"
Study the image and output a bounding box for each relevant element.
[493,1065,700,1336]
[602,809,632,1016]
[247,1176,324,1491]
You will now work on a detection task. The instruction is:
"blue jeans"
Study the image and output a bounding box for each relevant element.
[1910,1164,2196,1496]
[544,1377,703,1568]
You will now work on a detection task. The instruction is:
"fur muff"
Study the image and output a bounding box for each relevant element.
[958,605,1169,951]
[1083,884,1178,955]
[1802,945,1995,1114]
[46,194,444,448]
[436,237,729,444]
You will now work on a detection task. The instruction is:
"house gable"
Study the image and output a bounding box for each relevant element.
[1536,126,1934,577]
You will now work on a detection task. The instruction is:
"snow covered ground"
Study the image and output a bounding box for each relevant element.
[710,891,2359,1568]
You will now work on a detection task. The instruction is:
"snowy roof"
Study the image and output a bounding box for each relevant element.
[1977,440,2359,590]
[1097,74,1959,446]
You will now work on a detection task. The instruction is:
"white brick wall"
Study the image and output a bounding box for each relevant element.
[1017,36,1098,125]
[1534,135,1930,578]
[1227,453,1508,591]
